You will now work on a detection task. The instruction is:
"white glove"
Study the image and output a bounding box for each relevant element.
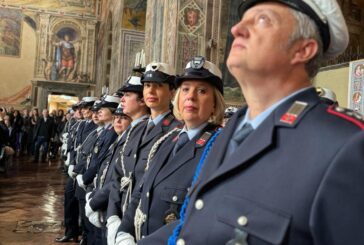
[115,232,136,245]
[85,199,94,218]
[65,152,71,166]
[107,215,122,245]
[85,192,92,202]
[67,165,76,178]
[88,211,102,228]
[76,175,86,190]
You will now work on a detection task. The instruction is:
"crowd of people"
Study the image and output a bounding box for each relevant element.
[0,107,69,172]
[2,0,364,245]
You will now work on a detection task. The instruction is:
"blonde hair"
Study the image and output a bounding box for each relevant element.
[173,85,225,125]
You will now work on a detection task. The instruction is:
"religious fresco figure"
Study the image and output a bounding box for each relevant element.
[54,34,76,79]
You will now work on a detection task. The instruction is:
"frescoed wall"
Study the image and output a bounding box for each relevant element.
[121,0,147,31]
[0,16,36,107]
[0,8,22,57]
[1,0,97,16]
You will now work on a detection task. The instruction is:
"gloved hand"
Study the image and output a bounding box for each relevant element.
[107,215,122,245]
[88,211,102,228]
[64,152,71,166]
[85,199,94,218]
[115,232,136,245]
[67,165,76,178]
[85,192,92,202]
[76,175,86,190]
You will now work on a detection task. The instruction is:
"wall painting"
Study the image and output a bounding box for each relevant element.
[0,7,22,57]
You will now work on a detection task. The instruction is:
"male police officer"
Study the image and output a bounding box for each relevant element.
[140,1,364,245]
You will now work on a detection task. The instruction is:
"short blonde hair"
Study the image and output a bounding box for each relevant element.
[173,86,225,125]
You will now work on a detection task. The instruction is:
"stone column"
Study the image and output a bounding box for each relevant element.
[34,14,51,79]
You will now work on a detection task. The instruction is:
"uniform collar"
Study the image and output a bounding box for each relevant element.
[131,114,149,127]
[180,122,208,140]
[238,86,313,131]
[148,110,171,126]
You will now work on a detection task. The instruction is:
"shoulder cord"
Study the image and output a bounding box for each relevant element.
[98,134,123,189]
[134,127,181,241]
[145,127,181,171]
[168,128,222,245]
[76,128,98,166]
[119,119,147,215]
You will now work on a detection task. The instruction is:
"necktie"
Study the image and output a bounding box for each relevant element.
[143,121,155,140]
[173,132,189,156]
[225,123,253,159]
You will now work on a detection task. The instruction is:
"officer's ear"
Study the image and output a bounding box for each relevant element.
[290,38,318,65]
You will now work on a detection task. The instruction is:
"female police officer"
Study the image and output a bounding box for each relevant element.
[114,56,225,244]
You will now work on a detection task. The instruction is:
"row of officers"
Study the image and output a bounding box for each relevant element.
[56,0,364,244]
[57,57,225,245]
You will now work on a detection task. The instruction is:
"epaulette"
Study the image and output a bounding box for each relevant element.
[196,131,212,147]
[162,113,175,126]
[196,125,221,147]
[280,101,308,125]
[327,105,364,130]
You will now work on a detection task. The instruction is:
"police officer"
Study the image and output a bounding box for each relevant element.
[115,56,225,244]
[107,64,181,244]
[85,105,131,245]
[77,95,119,244]
[56,101,84,243]
[73,99,103,245]
[107,75,150,244]
[140,1,364,245]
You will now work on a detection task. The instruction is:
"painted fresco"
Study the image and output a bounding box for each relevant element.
[0,8,22,57]
[1,0,96,16]
[50,27,81,81]
[177,0,205,72]
[121,0,147,31]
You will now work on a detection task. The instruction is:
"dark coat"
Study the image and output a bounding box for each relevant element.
[107,113,181,220]
[33,117,54,141]
[139,88,364,245]
[82,124,118,186]
[89,134,127,221]
[119,124,220,239]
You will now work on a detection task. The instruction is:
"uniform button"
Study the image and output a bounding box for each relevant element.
[146,192,150,198]
[142,235,145,239]
[133,154,137,159]
[237,216,248,226]
[176,238,185,245]
[195,199,204,210]
[172,195,178,202]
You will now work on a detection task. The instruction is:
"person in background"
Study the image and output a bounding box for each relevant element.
[21,109,31,155]
[12,110,23,156]
[33,108,54,162]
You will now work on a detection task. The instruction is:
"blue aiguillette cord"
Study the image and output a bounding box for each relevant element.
[168,128,222,245]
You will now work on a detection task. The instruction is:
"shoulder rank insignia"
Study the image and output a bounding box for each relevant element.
[162,114,174,126]
[327,105,364,130]
[280,101,308,125]
[196,131,212,147]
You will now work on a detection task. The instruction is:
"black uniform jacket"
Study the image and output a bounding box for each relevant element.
[82,124,118,186]
[119,123,220,238]
[107,113,181,220]
[89,133,127,214]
